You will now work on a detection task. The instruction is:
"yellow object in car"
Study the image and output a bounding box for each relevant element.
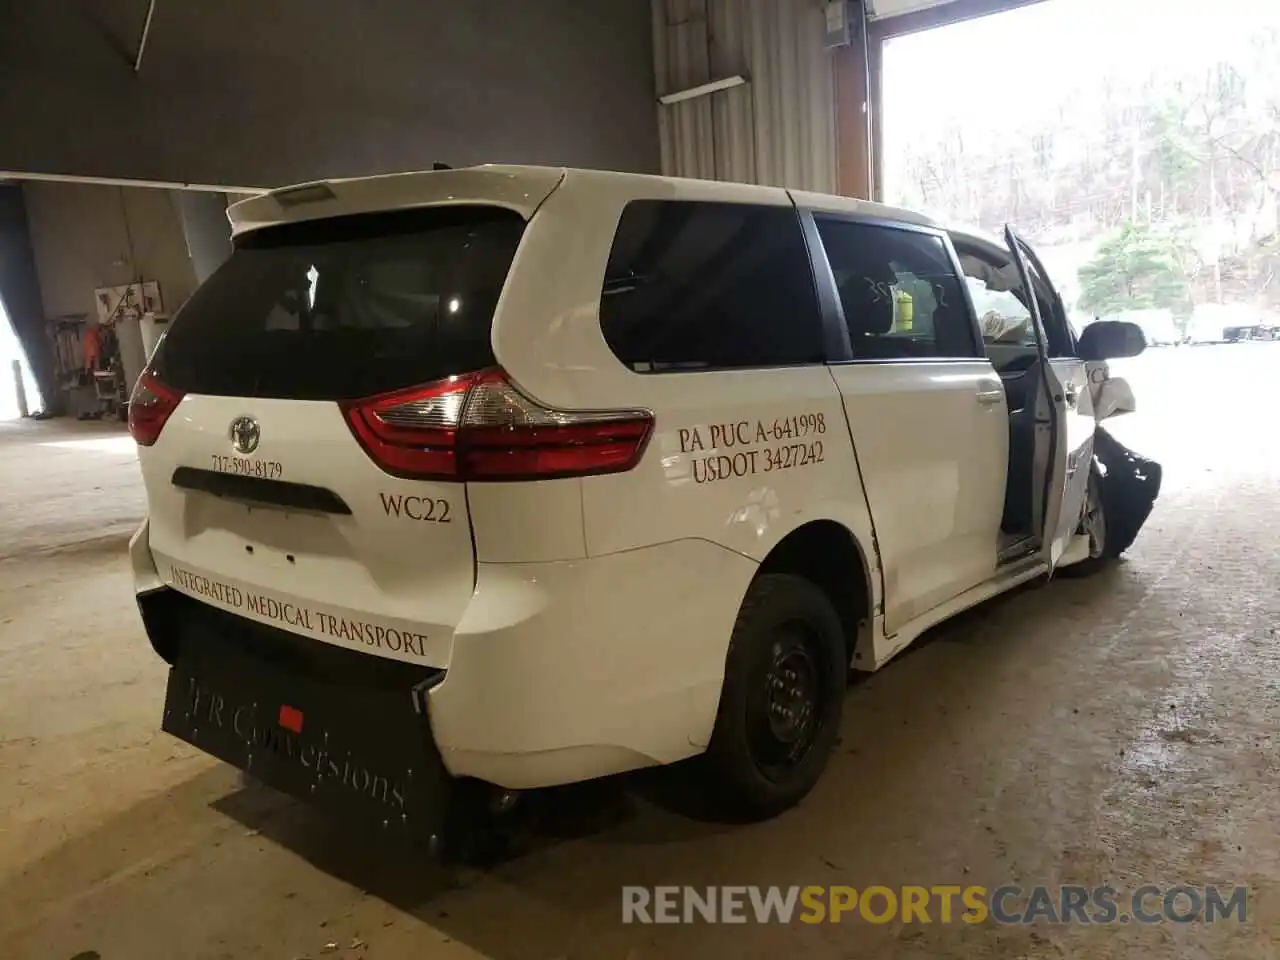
[896,290,914,332]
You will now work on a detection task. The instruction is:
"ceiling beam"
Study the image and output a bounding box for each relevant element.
[869,0,1052,41]
[0,170,265,195]
[134,0,157,73]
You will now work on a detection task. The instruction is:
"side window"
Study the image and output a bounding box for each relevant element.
[814,218,976,360]
[952,238,1070,357]
[1019,252,1073,357]
[953,243,1039,349]
[599,201,825,372]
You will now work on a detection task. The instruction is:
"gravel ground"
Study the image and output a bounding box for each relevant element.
[1,343,1278,959]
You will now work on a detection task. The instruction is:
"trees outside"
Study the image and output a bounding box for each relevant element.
[883,4,1280,318]
[1077,221,1191,317]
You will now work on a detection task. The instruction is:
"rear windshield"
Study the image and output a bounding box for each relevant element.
[153,205,525,400]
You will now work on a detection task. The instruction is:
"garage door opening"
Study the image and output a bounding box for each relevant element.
[880,0,1280,465]
[1,295,41,420]
[882,0,1279,336]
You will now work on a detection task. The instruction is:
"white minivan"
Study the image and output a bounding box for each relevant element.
[129,166,1160,844]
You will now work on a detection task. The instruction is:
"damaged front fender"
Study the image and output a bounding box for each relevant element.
[1093,426,1162,557]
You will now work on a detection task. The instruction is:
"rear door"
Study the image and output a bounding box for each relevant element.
[814,215,1008,633]
[1003,226,1094,569]
[139,205,528,668]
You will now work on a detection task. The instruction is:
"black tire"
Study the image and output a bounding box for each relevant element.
[701,573,846,820]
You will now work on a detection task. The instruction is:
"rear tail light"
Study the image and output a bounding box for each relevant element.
[128,369,185,446]
[340,369,653,481]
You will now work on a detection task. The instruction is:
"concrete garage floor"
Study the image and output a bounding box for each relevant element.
[2,346,1279,960]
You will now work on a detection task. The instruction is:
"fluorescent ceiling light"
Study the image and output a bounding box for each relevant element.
[658,75,747,106]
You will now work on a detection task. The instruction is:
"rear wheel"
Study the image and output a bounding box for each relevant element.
[702,574,845,820]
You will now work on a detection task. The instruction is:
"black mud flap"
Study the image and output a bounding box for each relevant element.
[1093,426,1162,556]
[150,591,454,849]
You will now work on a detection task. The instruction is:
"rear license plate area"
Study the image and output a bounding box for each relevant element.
[160,614,451,844]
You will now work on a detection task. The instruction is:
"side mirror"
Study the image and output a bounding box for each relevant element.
[1078,320,1146,361]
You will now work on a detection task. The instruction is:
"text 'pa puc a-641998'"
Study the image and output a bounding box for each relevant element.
[677,413,829,485]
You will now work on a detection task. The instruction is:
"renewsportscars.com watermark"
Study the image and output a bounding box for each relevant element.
[622,885,1248,925]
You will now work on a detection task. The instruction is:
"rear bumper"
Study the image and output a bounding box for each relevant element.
[133,523,755,791]
[145,588,452,844]
[430,540,753,788]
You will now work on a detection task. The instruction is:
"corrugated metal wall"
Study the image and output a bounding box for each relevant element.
[652,0,838,193]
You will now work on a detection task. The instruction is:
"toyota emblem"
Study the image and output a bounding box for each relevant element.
[229,416,261,454]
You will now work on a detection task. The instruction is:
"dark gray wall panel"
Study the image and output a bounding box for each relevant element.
[173,191,232,284]
[0,0,659,187]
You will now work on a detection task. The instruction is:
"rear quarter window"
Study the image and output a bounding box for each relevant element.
[153,205,525,400]
[599,200,825,372]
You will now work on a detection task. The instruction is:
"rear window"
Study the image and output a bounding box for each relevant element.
[599,200,825,372]
[153,206,525,400]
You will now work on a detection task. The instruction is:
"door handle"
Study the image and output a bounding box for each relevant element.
[976,389,1005,405]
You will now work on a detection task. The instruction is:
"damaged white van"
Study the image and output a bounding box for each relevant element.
[129,166,1161,845]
